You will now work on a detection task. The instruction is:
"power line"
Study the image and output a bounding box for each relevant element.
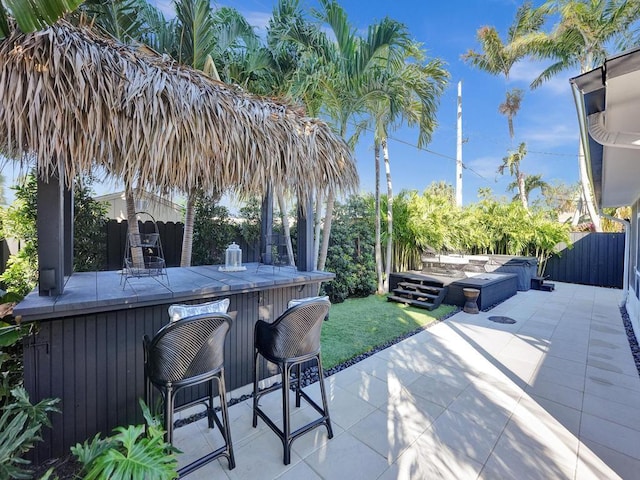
[351,123,494,183]
[527,150,578,158]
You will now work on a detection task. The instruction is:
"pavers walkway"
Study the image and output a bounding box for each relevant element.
[174,282,640,479]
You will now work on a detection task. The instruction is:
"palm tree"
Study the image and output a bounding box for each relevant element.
[499,142,529,210]
[541,181,580,221]
[282,0,414,272]
[462,2,544,139]
[0,0,83,38]
[84,0,154,268]
[508,173,548,205]
[365,45,448,292]
[170,0,219,267]
[148,0,259,266]
[498,88,523,140]
[523,0,640,232]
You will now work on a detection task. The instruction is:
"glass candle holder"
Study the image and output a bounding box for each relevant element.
[225,242,242,269]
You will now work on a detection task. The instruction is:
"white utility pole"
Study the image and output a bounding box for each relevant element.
[456,81,463,207]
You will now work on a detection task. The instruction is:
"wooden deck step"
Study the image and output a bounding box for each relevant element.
[387,295,441,311]
[388,282,448,311]
[397,282,441,294]
[392,288,439,300]
[531,275,554,291]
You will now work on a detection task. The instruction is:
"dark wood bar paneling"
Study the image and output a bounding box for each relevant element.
[16,264,332,463]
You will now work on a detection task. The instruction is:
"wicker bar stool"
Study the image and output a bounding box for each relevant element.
[252,298,333,465]
[143,313,235,476]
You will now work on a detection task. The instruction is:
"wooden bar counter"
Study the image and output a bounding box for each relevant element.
[14,264,334,462]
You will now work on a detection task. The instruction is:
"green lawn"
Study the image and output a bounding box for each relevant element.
[321,295,458,370]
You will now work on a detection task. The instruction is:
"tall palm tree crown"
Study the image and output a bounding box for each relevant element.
[521,0,640,231]
[498,88,523,140]
[462,1,545,80]
[525,0,640,88]
[463,2,544,144]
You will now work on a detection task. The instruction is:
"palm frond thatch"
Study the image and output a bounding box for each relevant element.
[0,21,358,200]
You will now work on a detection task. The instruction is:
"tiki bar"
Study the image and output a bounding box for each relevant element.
[1,22,357,462]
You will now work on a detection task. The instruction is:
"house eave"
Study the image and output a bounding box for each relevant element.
[570,47,640,208]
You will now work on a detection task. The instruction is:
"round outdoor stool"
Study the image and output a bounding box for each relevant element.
[463,288,480,314]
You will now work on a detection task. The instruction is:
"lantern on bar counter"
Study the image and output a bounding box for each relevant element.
[220,242,245,271]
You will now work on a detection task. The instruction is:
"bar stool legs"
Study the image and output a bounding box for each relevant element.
[175,371,235,477]
[143,313,235,477]
[253,352,333,465]
[147,370,235,477]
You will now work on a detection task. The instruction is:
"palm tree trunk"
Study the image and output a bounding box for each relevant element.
[578,141,601,231]
[125,186,144,269]
[374,141,384,294]
[383,138,393,292]
[317,191,334,271]
[277,188,295,266]
[571,195,583,226]
[518,173,528,211]
[180,193,195,267]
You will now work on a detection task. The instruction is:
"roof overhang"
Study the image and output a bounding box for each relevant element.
[570,47,640,208]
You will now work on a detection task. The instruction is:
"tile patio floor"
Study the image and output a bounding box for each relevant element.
[173,282,640,479]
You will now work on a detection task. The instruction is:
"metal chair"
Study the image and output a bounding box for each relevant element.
[252,298,333,464]
[143,313,235,476]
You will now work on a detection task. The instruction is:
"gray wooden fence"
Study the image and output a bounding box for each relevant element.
[545,232,624,288]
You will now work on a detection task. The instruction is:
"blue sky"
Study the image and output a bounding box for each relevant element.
[2,0,580,207]
[206,0,581,206]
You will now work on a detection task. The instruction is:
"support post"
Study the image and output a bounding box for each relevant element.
[260,185,273,264]
[64,185,74,276]
[37,170,66,296]
[297,196,314,272]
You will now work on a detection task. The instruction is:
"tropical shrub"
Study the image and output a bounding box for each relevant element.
[0,387,59,480]
[0,174,109,295]
[177,192,236,266]
[0,246,38,298]
[237,196,262,245]
[71,399,178,480]
[73,178,109,272]
[0,174,38,297]
[322,195,376,303]
[0,306,30,406]
[1,307,59,480]
[391,186,570,276]
[392,187,464,270]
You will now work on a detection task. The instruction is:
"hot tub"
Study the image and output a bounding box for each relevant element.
[445,272,519,310]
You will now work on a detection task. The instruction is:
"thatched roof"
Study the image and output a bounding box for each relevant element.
[0,21,358,199]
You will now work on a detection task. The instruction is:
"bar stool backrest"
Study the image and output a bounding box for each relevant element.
[257,299,330,360]
[145,313,231,384]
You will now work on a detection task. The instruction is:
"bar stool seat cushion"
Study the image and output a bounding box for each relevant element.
[287,295,329,309]
[168,298,229,322]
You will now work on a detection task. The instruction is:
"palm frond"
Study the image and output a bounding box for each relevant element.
[1,0,83,37]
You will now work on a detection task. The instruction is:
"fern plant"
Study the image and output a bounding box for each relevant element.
[71,399,178,480]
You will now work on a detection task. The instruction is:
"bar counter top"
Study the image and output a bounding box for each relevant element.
[14,263,334,321]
